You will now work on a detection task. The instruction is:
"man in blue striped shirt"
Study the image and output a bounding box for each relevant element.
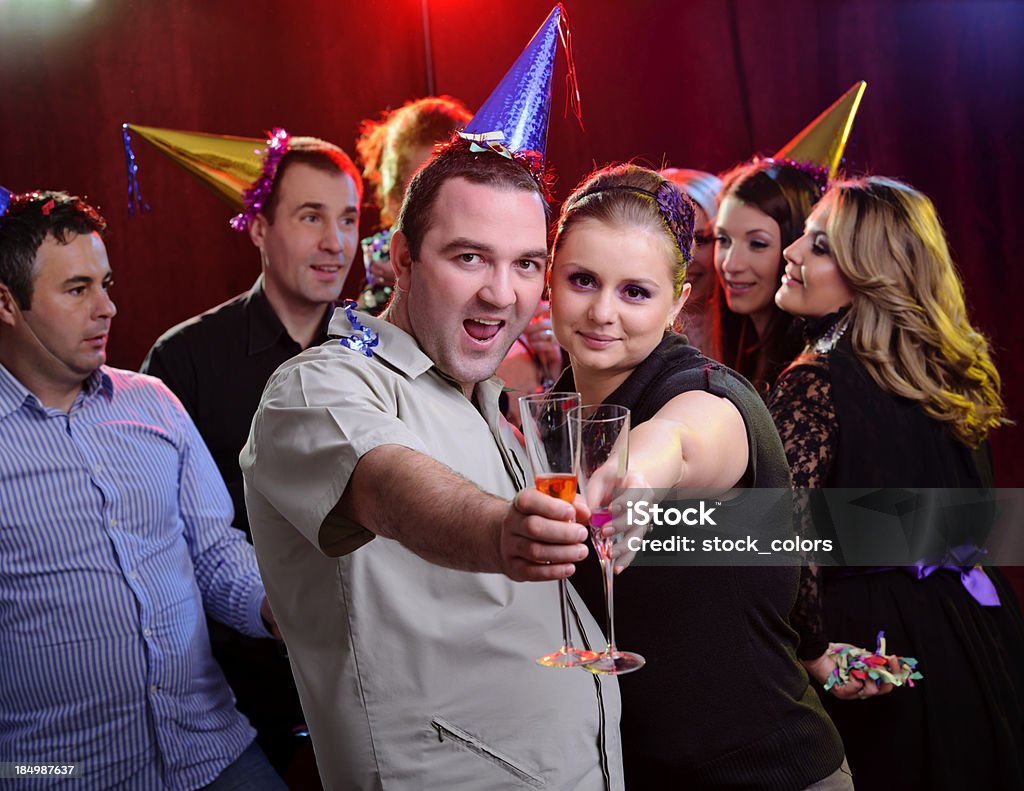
[0,191,286,789]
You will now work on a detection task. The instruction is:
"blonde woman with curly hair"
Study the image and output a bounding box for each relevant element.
[769,176,1024,790]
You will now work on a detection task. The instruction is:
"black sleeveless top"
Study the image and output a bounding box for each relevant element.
[558,334,844,789]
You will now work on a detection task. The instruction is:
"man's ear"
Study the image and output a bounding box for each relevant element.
[389,230,414,290]
[249,213,268,250]
[0,283,20,328]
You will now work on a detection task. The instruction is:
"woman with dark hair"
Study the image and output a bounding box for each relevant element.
[713,159,823,393]
[355,95,472,313]
[549,163,850,789]
[769,175,1024,789]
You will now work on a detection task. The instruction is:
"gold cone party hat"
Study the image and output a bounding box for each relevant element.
[123,123,267,211]
[774,81,867,179]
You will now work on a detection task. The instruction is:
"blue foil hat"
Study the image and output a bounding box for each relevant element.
[461,5,577,165]
[0,185,11,218]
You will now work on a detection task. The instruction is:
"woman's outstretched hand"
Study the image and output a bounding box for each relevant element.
[583,468,656,574]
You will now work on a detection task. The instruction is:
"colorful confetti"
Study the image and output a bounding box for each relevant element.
[823,631,923,692]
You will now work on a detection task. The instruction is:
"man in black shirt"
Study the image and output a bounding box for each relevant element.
[141,136,362,779]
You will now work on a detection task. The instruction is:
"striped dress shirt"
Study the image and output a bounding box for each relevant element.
[0,364,268,789]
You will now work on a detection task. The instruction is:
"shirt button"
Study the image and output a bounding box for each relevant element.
[143,628,152,637]
[129,572,139,580]
[109,518,117,527]
[94,464,104,474]
[150,685,158,694]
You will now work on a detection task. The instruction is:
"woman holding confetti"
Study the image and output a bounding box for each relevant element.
[769,176,1024,789]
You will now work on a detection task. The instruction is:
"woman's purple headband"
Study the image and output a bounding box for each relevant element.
[578,182,696,265]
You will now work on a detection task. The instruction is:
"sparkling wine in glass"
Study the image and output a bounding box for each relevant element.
[573,403,645,675]
[519,392,599,668]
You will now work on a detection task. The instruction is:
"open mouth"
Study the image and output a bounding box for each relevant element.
[724,280,756,292]
[463,318,504,343]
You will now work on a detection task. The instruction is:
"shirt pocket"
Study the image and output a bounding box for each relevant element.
[430,716,545,788]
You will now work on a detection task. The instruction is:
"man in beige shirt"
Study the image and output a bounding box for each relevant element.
[242,143,623,789]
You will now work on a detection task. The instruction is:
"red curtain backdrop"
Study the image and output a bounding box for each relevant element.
[1,0,1022,485]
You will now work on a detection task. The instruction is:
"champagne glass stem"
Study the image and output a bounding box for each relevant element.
[602,554,617,652]
[558,578,575,651]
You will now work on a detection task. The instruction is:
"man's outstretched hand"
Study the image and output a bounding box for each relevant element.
[500,488,590,582]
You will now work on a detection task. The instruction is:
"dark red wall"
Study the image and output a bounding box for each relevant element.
[2,0,1022,483]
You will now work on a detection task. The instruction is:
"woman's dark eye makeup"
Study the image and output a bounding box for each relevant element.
[623,285,651,300]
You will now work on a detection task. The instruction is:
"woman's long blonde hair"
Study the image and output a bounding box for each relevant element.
[825,176,1006,447]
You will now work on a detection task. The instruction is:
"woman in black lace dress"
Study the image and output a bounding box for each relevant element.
[768,176,1024,789]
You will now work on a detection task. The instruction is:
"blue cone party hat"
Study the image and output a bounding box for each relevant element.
[0,185,11,218]
[460,4,579,168]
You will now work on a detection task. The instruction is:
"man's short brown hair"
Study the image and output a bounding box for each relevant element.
[261,137,364,223]
[396,140,549,261]
[0,191,107,309]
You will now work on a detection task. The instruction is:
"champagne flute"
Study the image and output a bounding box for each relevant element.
[519,392,599,668]
[572,403,645,675]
